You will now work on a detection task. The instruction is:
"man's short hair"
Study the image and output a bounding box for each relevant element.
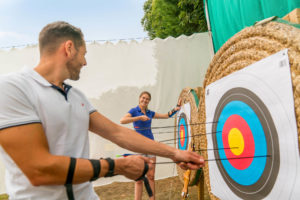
[39,21,84,55]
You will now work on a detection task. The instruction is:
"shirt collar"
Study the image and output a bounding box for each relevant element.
[23,68,72,88]
[137,105,149,113]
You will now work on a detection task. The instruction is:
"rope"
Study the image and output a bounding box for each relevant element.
[0,36,150,49]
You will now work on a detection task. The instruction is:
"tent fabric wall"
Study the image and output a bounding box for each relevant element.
[205,0,300,52]
[0,32,214,194]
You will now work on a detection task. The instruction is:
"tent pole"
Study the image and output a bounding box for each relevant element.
[204,0,215,54]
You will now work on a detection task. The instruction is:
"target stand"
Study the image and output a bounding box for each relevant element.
[205,49,300,199]
[200,21,300,200]
[174,87,208,199]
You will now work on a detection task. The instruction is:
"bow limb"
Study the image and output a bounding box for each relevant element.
[181,143,193,199]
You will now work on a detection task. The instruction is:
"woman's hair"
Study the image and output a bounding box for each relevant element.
[139,91,151,100]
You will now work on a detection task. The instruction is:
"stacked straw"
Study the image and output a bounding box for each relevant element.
[199,21,300,200]
[175,87,203,186]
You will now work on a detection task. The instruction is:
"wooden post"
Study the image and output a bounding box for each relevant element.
[198,174,204,200]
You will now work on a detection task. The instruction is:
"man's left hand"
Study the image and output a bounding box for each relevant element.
[172,149,205,170]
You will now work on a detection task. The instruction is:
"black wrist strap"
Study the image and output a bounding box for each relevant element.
[135,162,149,181]
[143,176,153,197]
[65,157,76,200]
[89,159,101,181]
[135,162,153,197]
[104,158,115,177]
[168,108,178,117]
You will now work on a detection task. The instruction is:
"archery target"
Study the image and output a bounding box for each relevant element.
[175,87,205,187]
[176,103,191,150]
[212,88,279,197]
[205,49,300,199]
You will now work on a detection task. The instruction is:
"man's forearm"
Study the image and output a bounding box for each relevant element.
[109,126,177,159]
[90,112,177,159]
[89,112,204,171]
[0,123,111,186]
[22,154,111,186]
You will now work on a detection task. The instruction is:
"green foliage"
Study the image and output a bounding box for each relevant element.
[142,0,181,39]
[0,194,8,200]
[141,0,207,39]
[141,0,155,38]
[178,0,208,34]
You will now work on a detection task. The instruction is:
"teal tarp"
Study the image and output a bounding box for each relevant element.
[205,0,300,52]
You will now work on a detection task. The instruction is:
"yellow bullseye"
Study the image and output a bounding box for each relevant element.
[180,130,184,139]
[228,128,244,155]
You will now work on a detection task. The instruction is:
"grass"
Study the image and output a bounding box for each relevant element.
[0,194,8,200]
[95,176,210,200]
[0,176,210,200]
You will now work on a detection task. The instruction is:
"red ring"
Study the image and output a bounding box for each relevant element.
[179,125,186,147]
[222,114,255,170]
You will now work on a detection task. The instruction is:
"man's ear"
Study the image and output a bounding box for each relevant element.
[64,40,75,57]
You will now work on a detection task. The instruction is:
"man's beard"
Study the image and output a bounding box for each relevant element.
[66,58,80,81]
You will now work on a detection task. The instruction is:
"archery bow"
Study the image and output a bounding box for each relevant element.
[181,143,193,199]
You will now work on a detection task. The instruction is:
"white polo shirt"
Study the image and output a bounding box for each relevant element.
[0,68,99,200]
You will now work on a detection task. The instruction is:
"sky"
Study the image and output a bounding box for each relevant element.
[0,0,148,48]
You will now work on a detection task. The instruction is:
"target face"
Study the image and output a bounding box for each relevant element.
[205,49,300,199]
[212,87,280,198]
[176,103,191,150]
[177,113,189,150]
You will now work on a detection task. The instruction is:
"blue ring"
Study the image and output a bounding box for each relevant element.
[216,100,267,185]
[178,117,188,150]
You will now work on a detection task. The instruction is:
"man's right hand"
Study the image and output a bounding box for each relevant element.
[114,156,152,180]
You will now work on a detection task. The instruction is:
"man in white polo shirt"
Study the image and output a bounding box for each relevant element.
[0,21,204,200]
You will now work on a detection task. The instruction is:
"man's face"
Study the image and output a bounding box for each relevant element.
[66,43,87,80]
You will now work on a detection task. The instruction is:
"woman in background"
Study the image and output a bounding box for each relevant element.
[120,91,180,200]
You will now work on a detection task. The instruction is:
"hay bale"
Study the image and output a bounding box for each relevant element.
[283,8,300,24]
[200,21,300,200]
[175,87,203,186]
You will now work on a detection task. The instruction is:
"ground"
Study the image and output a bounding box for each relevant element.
[0,176,210,200]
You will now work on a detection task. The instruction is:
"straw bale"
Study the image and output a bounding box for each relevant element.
[174,87,203,186]
[283,8,300,24]
[200,21,300,200]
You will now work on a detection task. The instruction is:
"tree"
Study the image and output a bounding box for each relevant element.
[142,0,182,39]
[141,0,156,39]
[178,0,207,34]
[141,0,207,39]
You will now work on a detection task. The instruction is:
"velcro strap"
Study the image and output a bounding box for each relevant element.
[89,159,101,181]
[65,184,75,200]
[104,158,115,177]
[143,176,153,197]
[135,162,149,181]
[135,162,153,197]
[169,109,177,117]
[65,157,76,200]
[168,108,178,117]
[65,157,76,184]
